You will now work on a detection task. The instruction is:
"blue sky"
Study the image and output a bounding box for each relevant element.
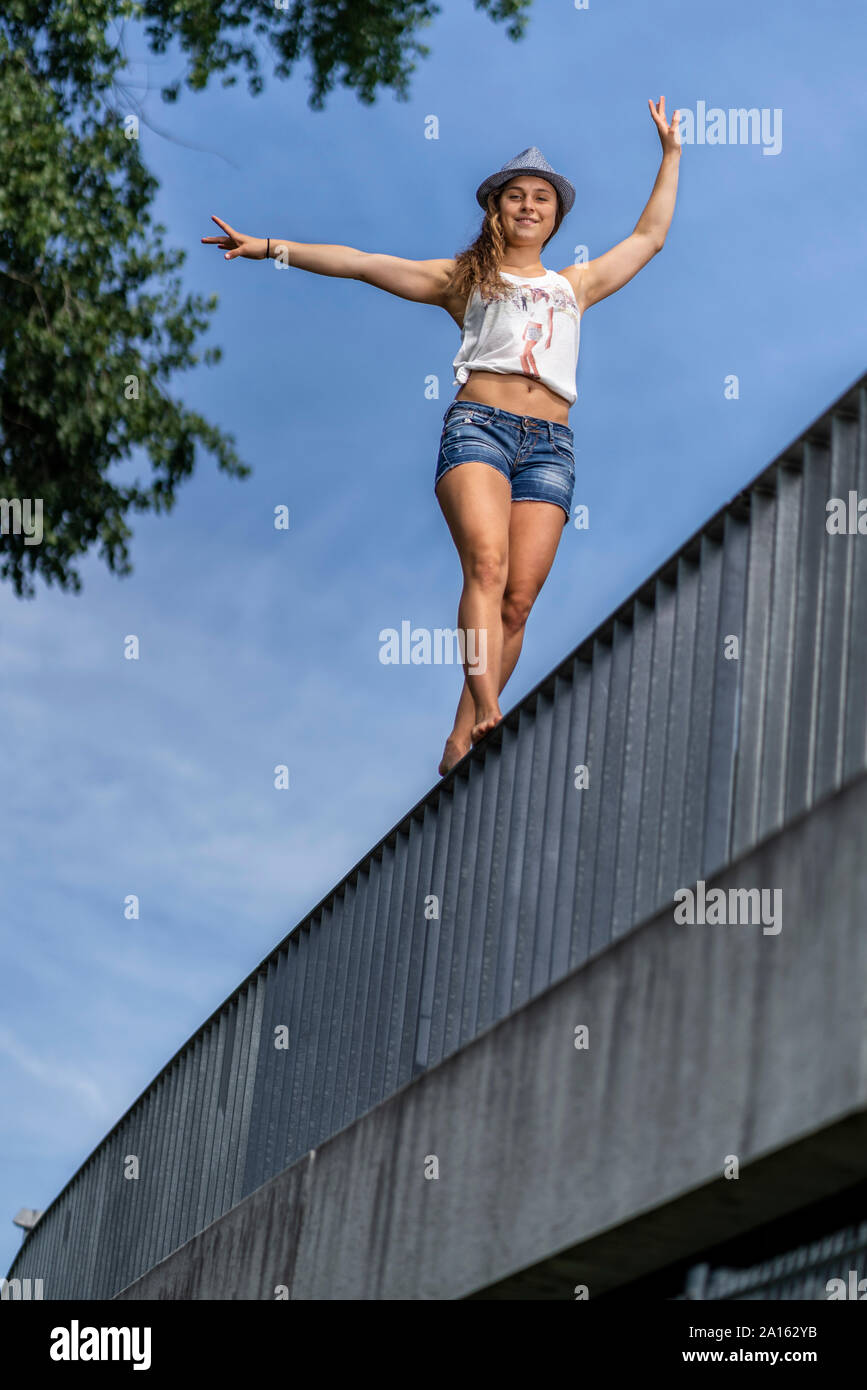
[2,0,866,1275]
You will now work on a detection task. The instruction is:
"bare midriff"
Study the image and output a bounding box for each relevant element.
[454,369,570,425]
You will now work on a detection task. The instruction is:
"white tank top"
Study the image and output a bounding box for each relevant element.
[452,267,581,406]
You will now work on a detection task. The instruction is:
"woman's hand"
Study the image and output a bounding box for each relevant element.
[648,95,681,155]
[201,215,268,261]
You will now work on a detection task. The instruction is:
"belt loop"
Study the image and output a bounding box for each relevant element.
[546,421,554,444]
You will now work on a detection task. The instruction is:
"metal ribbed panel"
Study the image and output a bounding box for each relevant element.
[493,718,527,1015]
[279,931,310,1163]
[154,1061,182,1267]
[473,736,508,1032]
[141,1070,169,1281]
[815,413,860,799]
[307,903,339,1147]
[590,618,631,952]
[230,975,264,1205]
[322,878,360,1135]
[732,491,777,856]
[555,658,592,975]
[458,752,500,1043]
[238,953,277,1196]
[10,369,867,1300]
[359,850,393,1113]
[633,577,676,919]
[166,1051,194,1255]
[375,826,413,1099]
[756,464,801,841]
[266,944,298,1181]
[514,694,553,1006]
[429,763,472,1065]
[218,993,246,1216]
[360,842,398,1115]
[573,636,612,962]
[295,913,331,1150]
[532,676,573,983]
[207,1001,235,1225]
[394,807,432,1088]
[67,1159,93,1296]
[103,1128,129,1297]
[679,535,723,890]
[657,554,700,910]
[414,787,454,1072]
[340,859,383,1132]
[58,1164,82,1295]
[611,605,652,938]
[679,1220,867,1300]
[222,984,254,1210]
[174,1034,203,1245]
[785,439,832,821]
[285,924,319,1160]
[703,511,748,875]
[442,755,485,1058]
[195,1018,223,1235]
[344,867,380,1130]
[843,391,867,779]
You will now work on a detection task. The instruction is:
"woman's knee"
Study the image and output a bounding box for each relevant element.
[463,545,509,594]
[501,587,535,636]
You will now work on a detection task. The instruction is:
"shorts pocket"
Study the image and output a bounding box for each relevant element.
[444,409,482,430]
[550,433,574,465]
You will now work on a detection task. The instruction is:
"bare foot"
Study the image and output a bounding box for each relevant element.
[438,733,471,777]
[471,710,502,746]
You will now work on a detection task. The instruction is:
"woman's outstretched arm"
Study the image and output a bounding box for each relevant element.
[566,95,682,313]
[202,216,456,307]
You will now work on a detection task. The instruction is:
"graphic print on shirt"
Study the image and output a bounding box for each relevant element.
[483,280,579,383]
[451,270,582,405]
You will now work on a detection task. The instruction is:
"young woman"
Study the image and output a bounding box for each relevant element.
[203,97,681,777]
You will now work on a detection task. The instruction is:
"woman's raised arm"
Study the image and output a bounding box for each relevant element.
[202,216,455,307]
[567,97,681,314]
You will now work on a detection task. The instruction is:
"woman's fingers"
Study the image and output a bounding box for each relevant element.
[210,214,238,239]
[201,217,257,260]
[202,215,242,257]
[648,95,679,139]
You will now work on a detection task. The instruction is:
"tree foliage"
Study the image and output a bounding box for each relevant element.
[0,0,530,597]
[137,0,531,108]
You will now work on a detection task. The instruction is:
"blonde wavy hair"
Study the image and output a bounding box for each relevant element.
[444,185,567,304]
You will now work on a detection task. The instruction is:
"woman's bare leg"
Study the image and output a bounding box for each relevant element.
[434,461,512,757]
[439,499,566,774]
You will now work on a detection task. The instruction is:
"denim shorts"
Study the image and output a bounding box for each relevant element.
[435,400,575,525]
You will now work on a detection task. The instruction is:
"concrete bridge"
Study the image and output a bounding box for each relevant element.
[7,369,867,1300]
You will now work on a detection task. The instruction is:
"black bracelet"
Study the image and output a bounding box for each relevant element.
[265,237,270,261]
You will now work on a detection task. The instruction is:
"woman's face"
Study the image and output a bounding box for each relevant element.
[498,177,558,248]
